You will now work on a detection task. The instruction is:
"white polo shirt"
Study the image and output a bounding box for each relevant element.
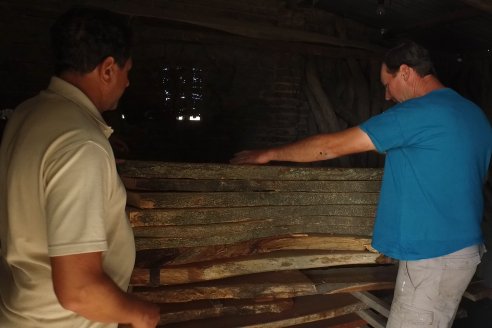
[0,77,135,327]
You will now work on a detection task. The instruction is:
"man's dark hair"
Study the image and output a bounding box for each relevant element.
[50,6,133,75]
[383,40,436,77]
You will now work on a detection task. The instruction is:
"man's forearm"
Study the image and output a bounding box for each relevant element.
[270,134,339,162]
[51,252,159,327]
[230,127,374,165]
[63,272,158,326]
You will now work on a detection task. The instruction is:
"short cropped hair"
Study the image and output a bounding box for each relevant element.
[50,6,133,75]
[383,40,436,77]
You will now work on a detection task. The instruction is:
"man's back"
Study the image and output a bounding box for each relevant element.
[0,77,135,327]
[361,88,492,260]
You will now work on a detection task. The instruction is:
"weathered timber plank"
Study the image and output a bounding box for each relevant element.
[128,205,377,227]
[305,265,397,294]
[131,216,375,233]
[126,191,379,209]
[157,294,367,328]
[131,250,380,286]
[287,312,367,328]
[133,220,374,249]
[356,309,386,328]
[118,160,383,181]
[158,298,293,325]
[131,270,315,303]
[131,269,150,286]
[254,235,375,252]
[131,266,397,303]
[351,292,391,318]
[121,176,381,192]
[135,234,375,267]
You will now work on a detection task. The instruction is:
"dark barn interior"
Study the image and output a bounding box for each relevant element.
[2,0,492,327]
[3,0,492,165]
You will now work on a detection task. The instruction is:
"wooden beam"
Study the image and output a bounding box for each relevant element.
[117,160,383,181]
[152,294,367,328]
[351,291,391,318]
[131,250,381,285]
[131,266,396,303]
[72,0,385,53]
[122,176,381,192]
[128,205,377,227]
[136,24,380,60]
[239,294,366,328]
[132,270,315,303]
[129,205,376,249]
[356,309,387,328]
[290,312,367,328]
[460,0,492,14]
[305,57,341,133]
[306,265,397,294]
[304,85,331,133]
[126,191,379,209]
[158,298,294,326]
[135,234,375,267]
[133,221,375,249]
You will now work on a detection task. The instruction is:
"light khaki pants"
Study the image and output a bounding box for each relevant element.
[386,245,481,328]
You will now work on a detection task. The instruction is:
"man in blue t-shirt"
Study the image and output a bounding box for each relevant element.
[231,41,492,327]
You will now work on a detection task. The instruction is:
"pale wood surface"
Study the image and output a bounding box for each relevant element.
[120,161,386,326]
[356,309,386,328]
[307,266,397,294]
[158,298,294,325]
[287,312,367,328]
[131,267,397,303]
[132,270,316,303]
[135,234,375,266]
[131,251,381,286]
[156,294,368,328]
[351,291,391,318]
[130,205,375,248]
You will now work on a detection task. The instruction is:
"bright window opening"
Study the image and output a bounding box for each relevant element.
[162,66,204,122]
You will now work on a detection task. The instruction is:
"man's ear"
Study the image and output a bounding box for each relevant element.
[99,56,116,84]
[399,64,411,81]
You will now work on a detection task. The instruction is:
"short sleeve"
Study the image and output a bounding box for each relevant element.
[360,106,407,153]
[44,141,112,256]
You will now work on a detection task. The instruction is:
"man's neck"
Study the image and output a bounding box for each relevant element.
[58,71,104,112]
[412,75,445,98]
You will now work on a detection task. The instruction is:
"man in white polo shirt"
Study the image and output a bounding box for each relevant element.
[0,7,159,328]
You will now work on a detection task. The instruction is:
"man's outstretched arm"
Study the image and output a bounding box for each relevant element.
[230,127,375,165]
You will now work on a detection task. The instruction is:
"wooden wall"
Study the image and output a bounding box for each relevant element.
[1,0,491,166]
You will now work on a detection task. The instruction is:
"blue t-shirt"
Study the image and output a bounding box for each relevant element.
[360,88,492,260]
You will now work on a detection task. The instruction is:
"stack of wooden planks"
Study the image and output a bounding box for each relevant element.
[118,160,398,327]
